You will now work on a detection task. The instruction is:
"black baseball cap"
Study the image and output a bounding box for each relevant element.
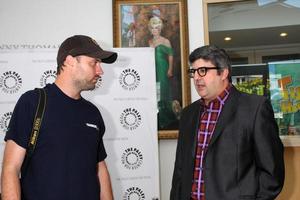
[57,35,117,66]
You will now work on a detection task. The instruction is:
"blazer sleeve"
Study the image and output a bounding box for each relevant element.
[170,108,188,200]
[253,98,285,200]
[170,131,183,199]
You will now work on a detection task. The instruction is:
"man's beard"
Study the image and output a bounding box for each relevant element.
[74,78,97,91]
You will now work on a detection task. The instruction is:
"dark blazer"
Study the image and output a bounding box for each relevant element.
[170,86,284,200]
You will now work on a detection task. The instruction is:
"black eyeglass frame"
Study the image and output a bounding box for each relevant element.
[187,67,220,78]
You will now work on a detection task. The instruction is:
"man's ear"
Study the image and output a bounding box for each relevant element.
[221,68,229,81]
[64,55,76,67]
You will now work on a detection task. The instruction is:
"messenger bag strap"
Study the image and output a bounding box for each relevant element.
[21,88,47,177]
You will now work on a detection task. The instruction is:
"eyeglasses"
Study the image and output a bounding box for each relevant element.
[188,67,220,78]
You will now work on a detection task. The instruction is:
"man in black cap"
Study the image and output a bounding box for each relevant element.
[1,35,117,200]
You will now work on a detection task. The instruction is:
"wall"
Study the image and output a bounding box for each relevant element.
[1,0,298,200]
[277,147,300,200]
[0,0,113,47]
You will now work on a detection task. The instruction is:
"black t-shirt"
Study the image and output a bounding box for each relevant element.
[5,83,107,200]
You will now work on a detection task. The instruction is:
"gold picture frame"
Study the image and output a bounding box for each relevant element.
[113,0,191,139]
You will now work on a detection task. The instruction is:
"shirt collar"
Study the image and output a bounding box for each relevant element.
[200,84,232,109]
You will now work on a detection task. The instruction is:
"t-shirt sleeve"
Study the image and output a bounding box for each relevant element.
[97,139,107,162]
[5,91,38,149]
[97,111,107,162]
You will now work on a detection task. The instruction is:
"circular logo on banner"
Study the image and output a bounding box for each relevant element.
[0,71,22,94]
[121,147,143,170]
[94,77,103,89]
[0,111,12,133]
[119,68,140,91]
[120,108,142,130]
[123,187,145,200]
[40,70,57,87]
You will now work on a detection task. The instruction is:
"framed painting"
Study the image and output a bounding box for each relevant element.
[231,64,269,97]
[113,0,191,139]
[268,61,300,136]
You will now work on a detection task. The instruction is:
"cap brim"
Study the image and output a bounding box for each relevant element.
[87,50,118,64]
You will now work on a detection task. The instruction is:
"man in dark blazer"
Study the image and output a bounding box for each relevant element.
[170,45,284,200]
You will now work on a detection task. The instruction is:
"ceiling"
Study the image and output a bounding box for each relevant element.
[207,0,300,50]
[209,24,300,49]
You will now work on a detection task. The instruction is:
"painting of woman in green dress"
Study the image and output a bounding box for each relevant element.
[115,2,190,133]
[148,16,180,129]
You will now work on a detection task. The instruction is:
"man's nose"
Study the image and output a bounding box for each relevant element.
[96,63,104,75]
[193,71,201,80]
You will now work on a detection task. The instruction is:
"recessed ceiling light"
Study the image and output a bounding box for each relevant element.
[224,37,232,41]
[280,32,288,37]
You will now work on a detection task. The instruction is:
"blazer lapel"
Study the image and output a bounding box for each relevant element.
[209,87,241,146]
[185,100,203,157]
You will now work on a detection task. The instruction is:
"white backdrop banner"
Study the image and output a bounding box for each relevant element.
[0,46,159,199]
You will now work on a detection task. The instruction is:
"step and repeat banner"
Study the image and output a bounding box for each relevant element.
[0,46,159,199]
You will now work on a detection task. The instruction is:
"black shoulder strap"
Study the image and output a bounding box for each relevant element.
[21,88,47,177]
